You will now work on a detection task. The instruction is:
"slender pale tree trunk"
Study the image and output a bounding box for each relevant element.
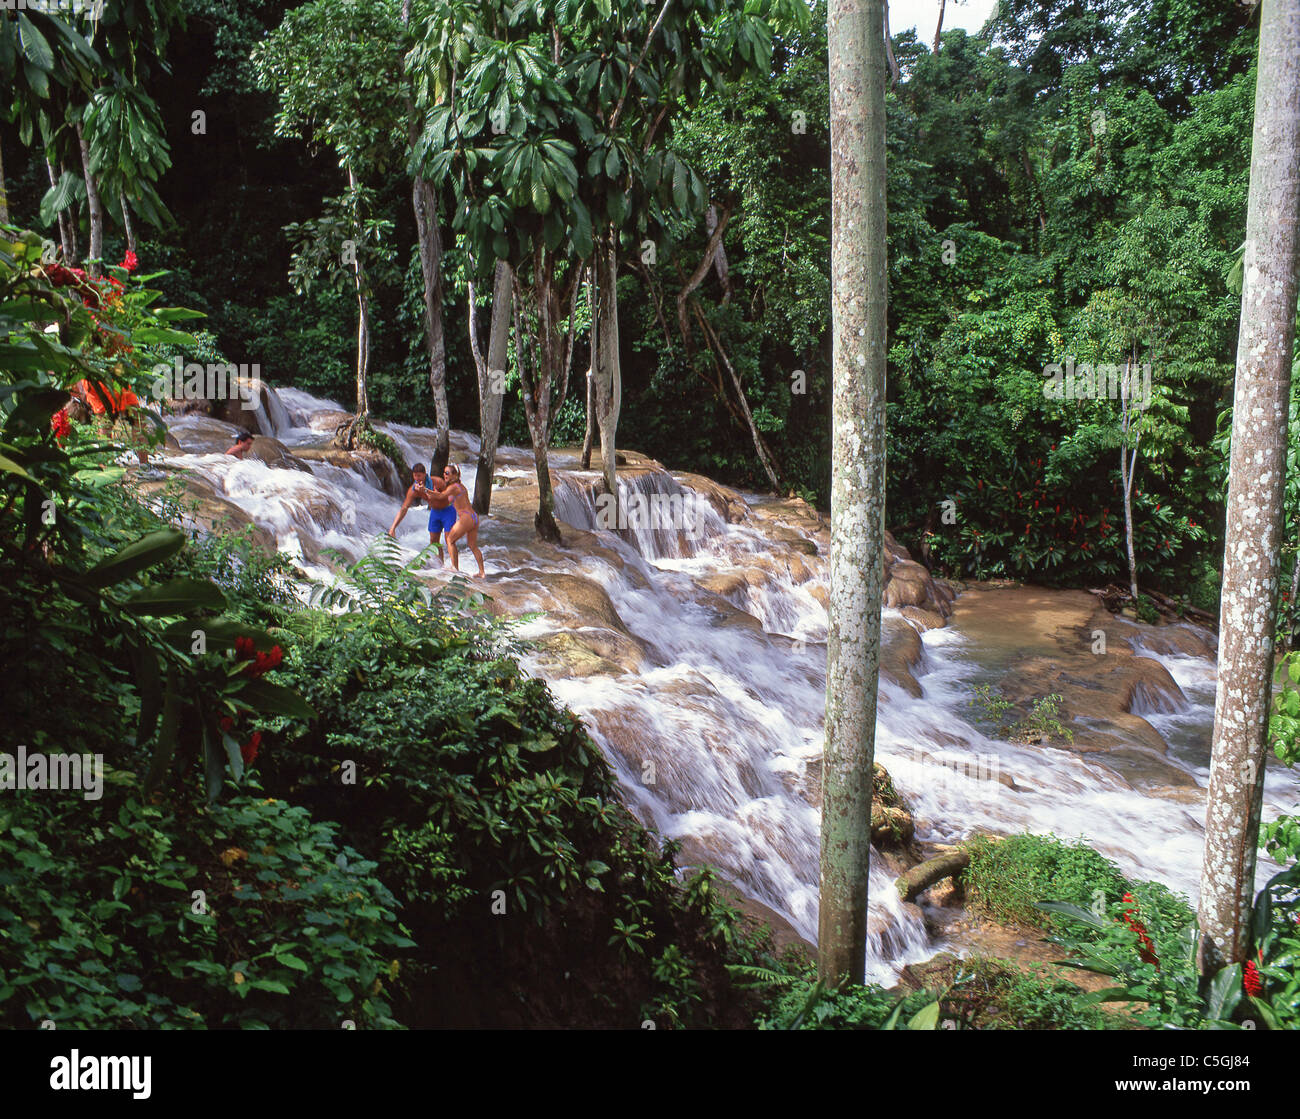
[1120,358,1141,599]
[582,266,597,469]
[120,200,136,256]
[472,261,512,514]
[933,0,946,53]
[412,176,450,472]
[76,120,103,277]
[403,0,451,473]
[1198,0,1300,972]
[819,0,888,986]
[705,205,732,302]
[593,229,622,513]
[515,255,564,543]
[347,165,370,416]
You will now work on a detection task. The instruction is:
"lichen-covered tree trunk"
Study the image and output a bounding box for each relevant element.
[473,261,512,514]
[819,0,888,986]
[413,175,451,473]
[76,120,103,277]
[514,252,564,544]
[0,139,8,226]
[348,165,371,416]
[594,230,622,513]
[1198,0,1300,972]
[582,265,597,470]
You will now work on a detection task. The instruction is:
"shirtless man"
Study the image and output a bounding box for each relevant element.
[225,431,254,459]
[387,462,456,561]
[440,464,485,578]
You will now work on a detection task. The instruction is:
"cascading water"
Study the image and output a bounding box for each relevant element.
[156,385,1300,983]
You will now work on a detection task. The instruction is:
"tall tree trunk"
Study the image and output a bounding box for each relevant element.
[45,158,74,261]
[582,266,597,469]
[884,1,900,87]
[593,229,622,512]
[472,261,512,514]
[75,120,103,278]
[1197,0,1300,973]
[819,0,888,986]
[412,176,450,472]
[705,204,733,303]
[693,306,783,491]
[933,0,946,54]
[514,254,564,544]
[120,200,136,256]
[403,0,451,473]
[347,165,370,416]
[1120,352,1140,600]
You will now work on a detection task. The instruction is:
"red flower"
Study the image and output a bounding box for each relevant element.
[240,731,262,766]
[1244,959,1263,998]
[121,250,138,272]
[50,408,71,441]
[241,643,284,678]
[219,716,235,733]
[1121,892,1159,966]
[234,636,256,661]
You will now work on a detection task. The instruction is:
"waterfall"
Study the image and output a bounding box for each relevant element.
[158,385,1300,983]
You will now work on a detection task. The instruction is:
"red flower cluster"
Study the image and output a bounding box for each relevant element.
[50,408,71,441]
[1121,892,1159,966]
[122,250,138,272]
[234,636,284,677]
[1243,957,1263,998]
[240,731,263,766]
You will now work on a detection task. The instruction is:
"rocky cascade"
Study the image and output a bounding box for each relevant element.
[145,384,1300,978]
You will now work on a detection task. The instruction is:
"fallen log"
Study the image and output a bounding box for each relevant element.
[895,849,971,902]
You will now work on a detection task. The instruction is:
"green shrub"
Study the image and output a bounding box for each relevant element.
[965,834,1130,929]
[0,787,410,1029]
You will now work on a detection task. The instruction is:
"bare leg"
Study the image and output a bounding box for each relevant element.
[447,518,466,571]
[466,524,485,578]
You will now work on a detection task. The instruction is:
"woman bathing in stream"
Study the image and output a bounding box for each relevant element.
[440,464,486,579]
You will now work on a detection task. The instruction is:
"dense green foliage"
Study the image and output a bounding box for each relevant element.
[5,0,1288,612]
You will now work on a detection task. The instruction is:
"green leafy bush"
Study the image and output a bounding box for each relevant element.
[0,787,410,1029]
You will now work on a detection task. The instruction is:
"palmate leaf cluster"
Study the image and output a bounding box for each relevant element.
[407,0,809,278]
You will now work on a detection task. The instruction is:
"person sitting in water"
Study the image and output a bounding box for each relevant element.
[387,463,456,561]
[225,430,254,459]
[440,464,485,579]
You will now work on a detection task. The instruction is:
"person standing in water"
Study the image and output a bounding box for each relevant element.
[387,463,456,561]
[440,464,485,578]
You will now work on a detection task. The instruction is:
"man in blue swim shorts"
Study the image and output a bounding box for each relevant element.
[387,462,456,562]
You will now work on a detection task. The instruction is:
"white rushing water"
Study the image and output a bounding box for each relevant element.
[159,386,1300,982]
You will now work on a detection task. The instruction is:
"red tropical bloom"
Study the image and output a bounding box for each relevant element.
[121,250,138,272]
[240,731,262,766]
[50,408,71,441]
[1243,959,1263,998]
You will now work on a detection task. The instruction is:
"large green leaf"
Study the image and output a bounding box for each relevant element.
[237,677,315,721]
[143,685,181,793]
[123,578,228,616]
[84,528,185,588]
